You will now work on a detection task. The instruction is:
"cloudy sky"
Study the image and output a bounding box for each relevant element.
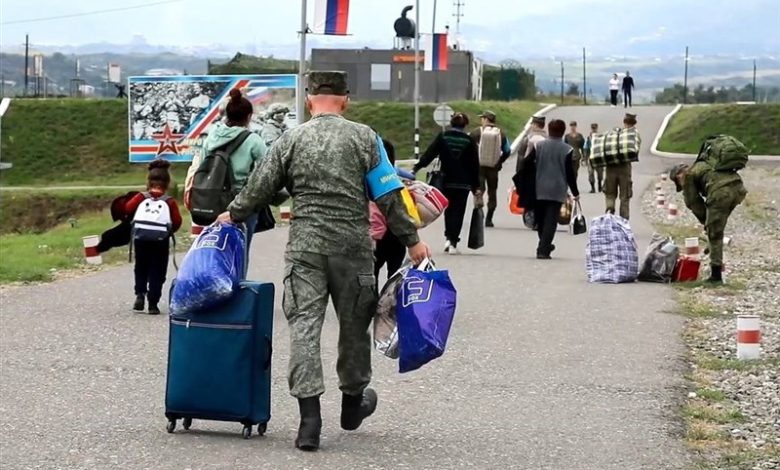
[1,0,777,58]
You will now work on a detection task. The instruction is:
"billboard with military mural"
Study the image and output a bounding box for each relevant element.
[128,74,297,163]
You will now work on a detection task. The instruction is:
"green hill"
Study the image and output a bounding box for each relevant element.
[658,104,780,155]
[0,98,540,186]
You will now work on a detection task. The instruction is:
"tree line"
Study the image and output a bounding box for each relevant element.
[655,83,780,104]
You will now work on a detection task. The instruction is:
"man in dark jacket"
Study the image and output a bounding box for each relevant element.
[622,71,635,108]
[519,119,580,259]
[415,112,482,255]
[669,162,747,283]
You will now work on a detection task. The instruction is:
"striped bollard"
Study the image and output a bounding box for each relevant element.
[655,182,663,193]
[82,235,102,265]
[736,315,761,360]
[684,237,700,260]
[661,173,668,182]
[656,194,666,208]
[667,203,679,220]
[191,223,204,239]
[280,206,291,223]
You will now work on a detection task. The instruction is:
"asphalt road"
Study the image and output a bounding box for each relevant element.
[0,105,693,470]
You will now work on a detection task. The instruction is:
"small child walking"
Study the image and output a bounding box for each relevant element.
[125,160,182,314]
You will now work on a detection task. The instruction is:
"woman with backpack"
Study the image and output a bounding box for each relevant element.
[185,89,267,251]
[125,160,182,314]
[413,112,481,255]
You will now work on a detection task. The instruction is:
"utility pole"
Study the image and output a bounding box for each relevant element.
[24,35,30,97]
[752,59,757,102]
[452,1,464,49]
[582,47,587,105]
[414,0,421,159]
[683,46,689,105]
[560,61,564,104]
[297,0,308,125]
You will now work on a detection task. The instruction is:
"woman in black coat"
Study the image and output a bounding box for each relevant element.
[413,113,482,255]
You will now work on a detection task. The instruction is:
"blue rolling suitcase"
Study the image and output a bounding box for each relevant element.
[165,281,274,439]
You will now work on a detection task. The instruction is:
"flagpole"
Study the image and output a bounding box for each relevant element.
[297,0,308,125]
[414,0,420,160]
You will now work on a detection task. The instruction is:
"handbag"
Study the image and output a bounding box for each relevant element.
[558,196,573,225]
[253,206,276,233]
[570,200,587,235]
[397,259,457,373]
[426,157,445,191]
[467,200,485,250]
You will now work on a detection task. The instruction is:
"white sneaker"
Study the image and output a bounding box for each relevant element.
[444,240,452,253]
[449,245,460,255]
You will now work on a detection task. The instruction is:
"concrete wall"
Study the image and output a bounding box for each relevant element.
[311,48,475,102]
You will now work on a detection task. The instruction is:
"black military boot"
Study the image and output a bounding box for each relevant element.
[708,265,723,284]
[340,388,378,431]
[295,396,322,451]
[485,208,495,228]
[133,295,145,312]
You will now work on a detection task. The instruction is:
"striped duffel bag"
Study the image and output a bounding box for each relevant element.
[589,127,641,167]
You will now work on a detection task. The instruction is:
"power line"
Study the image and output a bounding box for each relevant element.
[1,0,184,26]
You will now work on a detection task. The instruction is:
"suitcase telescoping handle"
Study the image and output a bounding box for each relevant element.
[263,335,272,371]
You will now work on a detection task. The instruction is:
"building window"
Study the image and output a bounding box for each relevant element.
[371,64,391,91]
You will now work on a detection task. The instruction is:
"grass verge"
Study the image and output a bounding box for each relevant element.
[658,104,780,155]
[0,210,193,284]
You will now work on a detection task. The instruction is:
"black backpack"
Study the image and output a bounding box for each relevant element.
[190,130,252,226]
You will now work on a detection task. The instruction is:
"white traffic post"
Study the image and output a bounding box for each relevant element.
[656,194,666,208]
[736,315,761,360]
[82,235,102,265]
[684,237,700,260]
[279,206,291,223]
[667,203,679,220]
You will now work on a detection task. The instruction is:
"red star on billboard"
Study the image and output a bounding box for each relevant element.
[152,123,184,156]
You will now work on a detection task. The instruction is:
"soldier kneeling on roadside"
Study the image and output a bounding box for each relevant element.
[669,136,749,284]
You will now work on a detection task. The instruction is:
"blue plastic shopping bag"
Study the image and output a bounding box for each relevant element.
[396,263,457,373]
[170,223,246,315]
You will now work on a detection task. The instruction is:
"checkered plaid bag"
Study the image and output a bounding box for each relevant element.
[586,214,639,284]
[589,128,641,167]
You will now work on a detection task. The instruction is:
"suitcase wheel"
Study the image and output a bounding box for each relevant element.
[256,422,267,436]
[166,419,176,434]
[182,418,192,431]
[242,425,252,440]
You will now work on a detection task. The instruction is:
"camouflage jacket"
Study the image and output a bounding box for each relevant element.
[260,120,285,148]
[229,113,420,256]
[682,161,746,225]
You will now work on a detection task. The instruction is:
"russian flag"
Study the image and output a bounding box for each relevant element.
[313,0,350,35]
[424,33,448,71]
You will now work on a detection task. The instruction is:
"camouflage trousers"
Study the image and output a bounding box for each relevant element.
[706,188,747,267]
[282,251,377,398]
[604,163,633,220]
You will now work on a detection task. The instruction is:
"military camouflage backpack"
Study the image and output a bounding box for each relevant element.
[695,135,749,172]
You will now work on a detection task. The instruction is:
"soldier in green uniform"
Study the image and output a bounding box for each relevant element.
[217,71,431,451]
[260,103,289,148]
[584,123,604,193]
[669,160,747,283]
[564,121,585,180]
[604,113,639,220]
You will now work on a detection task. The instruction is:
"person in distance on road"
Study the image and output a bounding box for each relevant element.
[622,71,635,108]
[217,71,430,452]
[584,123,604,193]
[470,110,511,227]
[564,121,586,181]
[609,73,620,107]
[414,112,482,254]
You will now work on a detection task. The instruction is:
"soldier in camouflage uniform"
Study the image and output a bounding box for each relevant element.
[218,71,431,452]
[670,162,747,283]
[564,121,585,180]
[604,113,639,220]
[260,103,289,148]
